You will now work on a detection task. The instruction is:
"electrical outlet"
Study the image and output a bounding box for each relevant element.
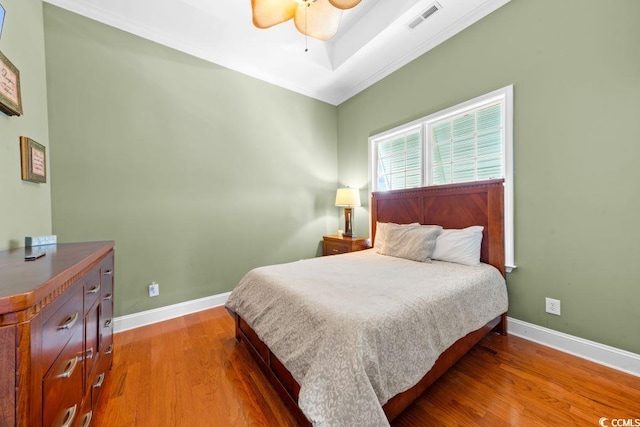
[148,282,159,297]
[545,297,561,315]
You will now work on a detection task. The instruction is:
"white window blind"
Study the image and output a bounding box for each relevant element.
[431,103,503,185]
[369,85,515,271]
[375,127,422,191]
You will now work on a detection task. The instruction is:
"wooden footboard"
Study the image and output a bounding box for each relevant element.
[235,312,507,425]
[235,315,309,426]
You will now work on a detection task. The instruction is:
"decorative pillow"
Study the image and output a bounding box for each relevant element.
[374,222,420,250]
[379,223,442,263]
[431,226,484,266]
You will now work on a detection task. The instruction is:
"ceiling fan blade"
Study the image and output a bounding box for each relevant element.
[328,0,362,9]
[294,0,343,41]
[251,0,297,29]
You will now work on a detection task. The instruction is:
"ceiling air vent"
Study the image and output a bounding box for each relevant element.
[408,2,441,30]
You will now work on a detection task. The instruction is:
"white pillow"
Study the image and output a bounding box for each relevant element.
[380,223,442,263]
[374,222,420,250]
[431,226,484,266]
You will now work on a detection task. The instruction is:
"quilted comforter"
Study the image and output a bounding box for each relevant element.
[225,249,508,426]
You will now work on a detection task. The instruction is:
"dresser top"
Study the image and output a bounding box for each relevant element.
[0,241,114,315]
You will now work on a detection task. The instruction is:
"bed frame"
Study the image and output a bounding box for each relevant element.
[234,179,507,425]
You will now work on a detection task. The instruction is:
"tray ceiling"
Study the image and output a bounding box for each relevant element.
[43,0,510,105]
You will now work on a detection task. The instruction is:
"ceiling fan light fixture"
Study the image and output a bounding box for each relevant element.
[294,0,343,41]
[251,0,297,29]
[251,0,362,41]
[328,0,362,9]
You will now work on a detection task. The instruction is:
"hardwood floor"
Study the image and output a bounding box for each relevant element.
[92,307,640,426]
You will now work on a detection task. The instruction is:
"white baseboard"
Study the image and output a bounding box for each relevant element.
[113,295,639,377]
[507,317,640,377]
[113,292,231,333]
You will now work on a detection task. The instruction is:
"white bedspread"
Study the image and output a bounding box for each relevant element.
[225,249,508,426]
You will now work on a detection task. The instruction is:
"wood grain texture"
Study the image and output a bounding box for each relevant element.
[371,179,505,277]
[92,307,640,426]
[322,235,369,256]
[0,241,114,316]
[0,326,15,425]
[0,243,115,426]
[92,306,301,427]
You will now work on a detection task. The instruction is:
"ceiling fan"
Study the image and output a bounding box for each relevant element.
[251,0,363,41]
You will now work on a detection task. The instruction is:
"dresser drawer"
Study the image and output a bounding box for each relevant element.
[99,304,114,355]
[90,349,112,410]
[100,254,114,299]
[101,337,114,368]
[42,285,83,369]
[74,398,93,427]
[99,252,114,356]
[85,301,100,388]
[82,266,102,316]
[43,328,83,427]
[324,240,350,255]
[322,235,369,256]
[100,291,114,355]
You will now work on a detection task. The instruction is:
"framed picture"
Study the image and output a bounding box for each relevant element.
[0,50,22,116]
[20,137,47,183]
[0,4,5,39]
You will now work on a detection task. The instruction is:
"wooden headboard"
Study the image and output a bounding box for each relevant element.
[371,179,505,277]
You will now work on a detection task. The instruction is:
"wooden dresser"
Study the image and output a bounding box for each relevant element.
[0,241,115,427]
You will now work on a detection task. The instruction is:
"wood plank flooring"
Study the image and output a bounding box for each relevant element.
[92,307,640,426]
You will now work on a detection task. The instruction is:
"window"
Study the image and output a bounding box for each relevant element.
[369,85,515,271]
[431,103,503,185]
[375,126,421,191]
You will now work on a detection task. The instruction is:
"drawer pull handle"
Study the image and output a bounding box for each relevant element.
[103,293,113,301]
[105,344,113,354]
[104,319,112,328]
[103,269,113,276]
[60,404,77,427]
[60,356,79,379]
[93,373,105,388]
[80,411,93,427]
[58,312,79,330]
[86,347,94,360]
[88,283,101,294]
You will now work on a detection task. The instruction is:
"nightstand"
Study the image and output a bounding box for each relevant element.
[322,235,369,256]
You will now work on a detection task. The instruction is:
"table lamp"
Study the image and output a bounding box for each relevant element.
[335,187,361,237]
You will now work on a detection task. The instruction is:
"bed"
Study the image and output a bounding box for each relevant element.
[226,179,508,426]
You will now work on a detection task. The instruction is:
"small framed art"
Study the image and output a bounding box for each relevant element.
[0,4,5,39]
[0,49,22,116]
[20,137,47,183]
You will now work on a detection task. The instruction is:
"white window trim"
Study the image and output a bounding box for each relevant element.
[368,85,515,272]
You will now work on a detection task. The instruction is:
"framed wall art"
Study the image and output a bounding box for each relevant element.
[0,4,5,39]
[20,137,47,183]
[0,49,22,116]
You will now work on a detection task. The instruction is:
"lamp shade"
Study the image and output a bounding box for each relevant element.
[335,187,361,207]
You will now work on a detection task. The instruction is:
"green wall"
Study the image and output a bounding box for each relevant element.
[41,0,640,353]
[0,0,51,251]
[337,0,640,353]
[43,5,338,317]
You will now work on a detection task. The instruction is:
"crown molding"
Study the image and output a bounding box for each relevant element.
[43,0,510,106]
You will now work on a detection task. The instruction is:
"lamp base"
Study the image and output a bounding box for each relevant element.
[343,208,355,238]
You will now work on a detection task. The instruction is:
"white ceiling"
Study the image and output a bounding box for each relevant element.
[43,0,510,105]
